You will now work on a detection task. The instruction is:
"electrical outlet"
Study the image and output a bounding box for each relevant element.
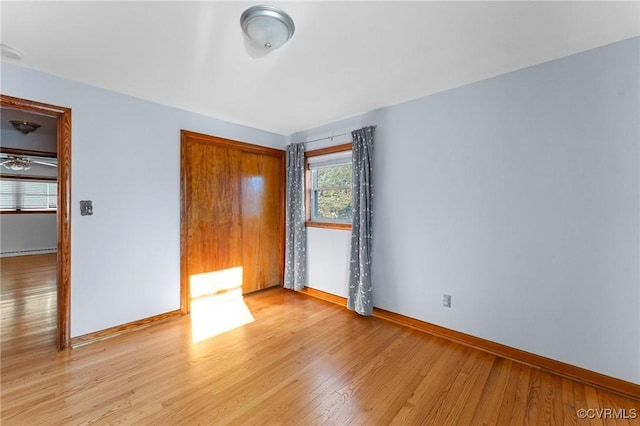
[443,294,451,308]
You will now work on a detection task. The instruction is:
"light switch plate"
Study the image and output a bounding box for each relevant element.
[80,200,93,216]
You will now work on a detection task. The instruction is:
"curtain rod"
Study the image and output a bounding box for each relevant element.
[301,132,349,145]
[300,126,377,145]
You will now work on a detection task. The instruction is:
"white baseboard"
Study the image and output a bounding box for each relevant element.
[0,248,57,258]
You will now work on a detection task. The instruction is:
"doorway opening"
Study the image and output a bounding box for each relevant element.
[1,95,71,350]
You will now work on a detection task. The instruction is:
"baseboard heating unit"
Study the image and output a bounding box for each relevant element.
[1,248,57,258]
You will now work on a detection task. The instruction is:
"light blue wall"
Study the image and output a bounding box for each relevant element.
[1,214,57,256]
[1,128,57,152]
[1,63,286,337]
[297,37,640,384]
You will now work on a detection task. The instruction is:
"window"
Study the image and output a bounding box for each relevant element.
[0,178,57,212]
[310,159,352,222]
[305,144,352,229]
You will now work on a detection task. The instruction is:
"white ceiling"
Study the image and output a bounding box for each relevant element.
[1,1,638,135]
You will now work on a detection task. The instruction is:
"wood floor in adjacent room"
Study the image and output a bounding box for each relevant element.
[1,254,638,425]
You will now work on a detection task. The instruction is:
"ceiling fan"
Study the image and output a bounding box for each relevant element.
[0,154,57,171]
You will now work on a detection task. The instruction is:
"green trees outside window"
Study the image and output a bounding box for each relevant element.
[313,163,352,221]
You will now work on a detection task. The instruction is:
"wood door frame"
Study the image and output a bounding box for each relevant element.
[1,95,72,350]
[180,130,285,314]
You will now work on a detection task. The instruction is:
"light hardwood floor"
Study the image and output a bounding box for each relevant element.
[1,254,638,425]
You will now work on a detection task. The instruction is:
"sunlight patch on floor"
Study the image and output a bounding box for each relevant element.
[190,267,254,343]
[190,267,243,297]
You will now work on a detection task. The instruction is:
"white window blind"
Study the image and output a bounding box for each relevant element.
[0,179,57,211]
[307,150,352,169]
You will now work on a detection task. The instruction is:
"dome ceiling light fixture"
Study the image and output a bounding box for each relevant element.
[240,5,295,50]
[9,120,41,134]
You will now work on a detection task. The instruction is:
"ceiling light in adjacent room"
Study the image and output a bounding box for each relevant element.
[1,156,31,171]
[9,120,41,134]
[240,5,295,50]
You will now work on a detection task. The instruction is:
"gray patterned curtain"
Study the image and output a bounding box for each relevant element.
[347,126,375,315]
[284,143,306,291]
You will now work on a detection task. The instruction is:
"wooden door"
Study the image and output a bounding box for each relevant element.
[181,131,284,313]
[240,152,285,293]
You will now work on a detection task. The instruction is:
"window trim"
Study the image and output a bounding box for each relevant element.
[305,143,352,230]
